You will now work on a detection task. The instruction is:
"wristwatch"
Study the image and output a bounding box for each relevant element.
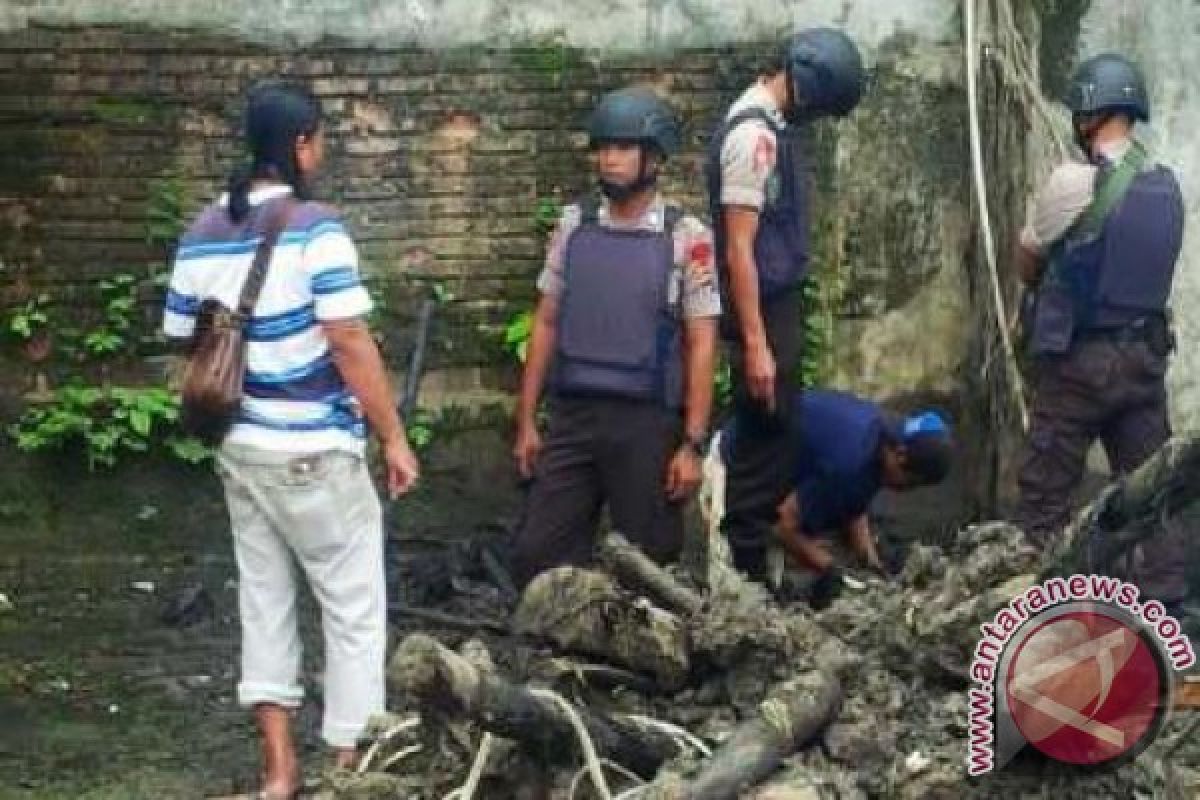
[683,430,709,457]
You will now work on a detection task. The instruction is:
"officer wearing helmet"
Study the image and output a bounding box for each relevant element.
[1016,54,1186,612]
[510,87,721,587]
[705,28,865,581]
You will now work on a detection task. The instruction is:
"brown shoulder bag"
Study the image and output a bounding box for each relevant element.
[180,197,294,445]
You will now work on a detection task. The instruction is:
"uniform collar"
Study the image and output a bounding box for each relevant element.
[747,82,786,128]
[596,193,668,232]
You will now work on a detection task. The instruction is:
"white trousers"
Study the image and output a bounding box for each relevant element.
[216,443,386,748]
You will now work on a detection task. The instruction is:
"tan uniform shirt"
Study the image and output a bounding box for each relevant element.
[536,195,721,319]
[1020,139,1134,256]
[718,83,787,210]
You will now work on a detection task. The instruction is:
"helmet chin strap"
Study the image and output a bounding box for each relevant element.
[784,65,821,124]
[1073,111,1116,163]
[598,148,658,202]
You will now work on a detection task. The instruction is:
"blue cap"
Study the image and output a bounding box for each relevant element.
[901,410,949,441]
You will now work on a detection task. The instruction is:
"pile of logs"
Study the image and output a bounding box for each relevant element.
[316,434,1200,799]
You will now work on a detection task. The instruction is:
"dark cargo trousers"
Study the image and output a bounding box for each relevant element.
[510,396,684,588]
[720,289,802,579]
[1016,336,1187,604]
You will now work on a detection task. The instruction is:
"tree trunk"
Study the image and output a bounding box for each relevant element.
[643,670,841,800]
[389,633,680,778]
[598,531,705,616]
[1039,432,1200,578]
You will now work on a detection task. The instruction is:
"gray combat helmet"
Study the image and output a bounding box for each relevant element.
[785,27,865,119]
[587,88,681,157]
[1065,53,1149,121]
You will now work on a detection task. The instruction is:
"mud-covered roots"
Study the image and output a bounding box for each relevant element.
[325,434,1200,799]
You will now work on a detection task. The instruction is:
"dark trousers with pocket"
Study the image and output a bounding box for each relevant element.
[1016,336,1187,604]
[720,288,802,579]
[510,395,684,589]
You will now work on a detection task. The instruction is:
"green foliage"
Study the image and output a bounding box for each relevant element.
[798,270,845,389]
[3,266,203,471]
[91,96,169,127]
[430,280,453,305]
[511,39,578,78]
[713,356,734,412]
[405,408,437,452]
[503,309,534,364]
[533,196,562,236]
[144,173,188,249]
[80,273,140,356]
[10,386,210,470]
[6,293,51,341]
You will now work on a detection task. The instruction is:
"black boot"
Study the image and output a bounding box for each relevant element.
[807,567,843,611]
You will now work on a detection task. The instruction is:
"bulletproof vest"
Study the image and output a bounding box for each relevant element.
[706,108,810,303]
[550,201,684,407]
[1086,166,1184,326]
[1031,155,1183,355]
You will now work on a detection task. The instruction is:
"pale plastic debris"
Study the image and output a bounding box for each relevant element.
[130,581,156,593]
[842,574,867,591]
[905,750,931,773]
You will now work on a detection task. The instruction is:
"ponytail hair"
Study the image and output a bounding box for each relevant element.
[226,81,322,224]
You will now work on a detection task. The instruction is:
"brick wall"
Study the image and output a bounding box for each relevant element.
[0,25,976,417]
[0,27,771,404]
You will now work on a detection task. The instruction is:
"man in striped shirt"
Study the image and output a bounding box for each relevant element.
[164,84,417,797]
[166,189,377,451]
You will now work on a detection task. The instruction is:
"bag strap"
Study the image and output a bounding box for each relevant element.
[236,196,295,319]
[1073,140,1148,237]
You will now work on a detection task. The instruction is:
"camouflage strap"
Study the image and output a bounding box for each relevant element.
[1073,140,1148,238]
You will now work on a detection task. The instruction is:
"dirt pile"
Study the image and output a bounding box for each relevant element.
[316,436,1200,799]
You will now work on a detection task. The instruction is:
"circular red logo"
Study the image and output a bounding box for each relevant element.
[1004,609,1167,766]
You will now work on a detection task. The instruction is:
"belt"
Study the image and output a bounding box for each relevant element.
[1075,316,1163,344]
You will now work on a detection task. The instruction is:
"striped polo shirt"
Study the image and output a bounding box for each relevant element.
[163,185,372,454]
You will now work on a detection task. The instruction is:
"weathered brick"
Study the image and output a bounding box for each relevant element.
[49,73,82,93]
[376,75,437,93]
[311,77,371,96]
[1,31,786,397]
[159,55,214,75]
[80,74,113,93]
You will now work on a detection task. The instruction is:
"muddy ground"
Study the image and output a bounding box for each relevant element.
[0,428,522,799]
[1,425,1189,798]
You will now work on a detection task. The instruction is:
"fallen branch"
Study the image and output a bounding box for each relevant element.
[643,670,842,800]
[388,602,510,635]
[545,658,663,696]
[514,568,691,689]
[1039,432,1200,577]
[389,633,680,778]
[598,532,705,616]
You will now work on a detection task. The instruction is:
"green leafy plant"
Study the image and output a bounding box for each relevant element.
[405,408,437,452]
[533,196,562,236]
[6,293,51,341]
[144,173,188,249]
[713,356,734,412]
[431,280,456,306]
[11,386,209,470]
[503,309,534,364]
[797,267,846,389]
[511,39,578,80]
[83,273,139,356]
